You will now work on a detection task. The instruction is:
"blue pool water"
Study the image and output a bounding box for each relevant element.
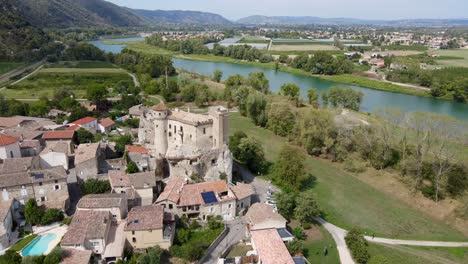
[21,233,57,256]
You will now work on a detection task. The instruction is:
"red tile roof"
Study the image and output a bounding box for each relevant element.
[72,117,97,125]
[125,145,148,154]
[42,130,75,140]
[124,205,165,231]
[98,118,115,128]
[152,103,168,111]
[0,134,19,146]
[66,124,81,131]
[250,229,294,264]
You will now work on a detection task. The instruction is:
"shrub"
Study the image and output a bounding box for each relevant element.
[126,161,139,174]
[24,199,43,226]
[344,159,367,173]
[62,217,72,225]
[43,247,65,264]
[41,208,64,226]
[292,227,306,240]
[345,228,370,264]
[0,250,21,264]
[287,240,305,255]
[207,216,223,230]
[80,179,111,195]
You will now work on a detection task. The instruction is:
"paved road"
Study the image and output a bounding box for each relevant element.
[127,72,140,87]
[200,218,246,264]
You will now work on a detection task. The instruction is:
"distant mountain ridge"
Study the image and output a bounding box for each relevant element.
[16,0,146,27]
[132,9,232,25]
[237,15,468,26]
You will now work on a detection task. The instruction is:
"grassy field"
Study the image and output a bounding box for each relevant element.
[0,62,24,75]
[271,44,339,51]
[1,66,132,99]
[301,223,340,264]
[368,243,468,264]
[124,42,175,56]
[47,61,117,68]
[435,49,468,67]
[10,234,38,251]
[229,113,466,241]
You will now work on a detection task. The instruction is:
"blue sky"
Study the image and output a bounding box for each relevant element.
[107,0,467,20]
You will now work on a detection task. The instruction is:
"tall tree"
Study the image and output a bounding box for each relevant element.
[273,145,308,191]
[213,70,223,83]
[307,88,319,105]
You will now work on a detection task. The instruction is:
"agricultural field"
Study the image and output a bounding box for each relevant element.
[47,61,117,68]
[0,63,133,99]
[238,37,270,44]
[271,44,339,51]
[0,62,23,75]
[229,113,466,241]
[435,49,468,67]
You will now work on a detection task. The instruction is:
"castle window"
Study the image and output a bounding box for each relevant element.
[169,132,172,137]
[169,124,171,129]
[203,128,206,134]
[54,185,60,190]
[211,159,217,166]
[174,126,176,133]
[169,204,173,209]
[132,237,136,243]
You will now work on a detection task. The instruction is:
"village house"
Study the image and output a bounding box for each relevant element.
[70,117,98,134]
[156,177,253,221]
[124,205,175,250]
[0,134,21,159]
[0,200,14,251]
[230,183,254,215]
[39,142,70,170]
[77,193,128,222]
[249,228,295,264]
[125,145,154,172]
[19,140,42,157]
[42,130,75,154]
[61,210,124,262]
[74,143,102,180]
[98,118,116,134]
[128,104,144,119]
[0,164,69,210]
[108,170,160,208]
[138,104,233,182]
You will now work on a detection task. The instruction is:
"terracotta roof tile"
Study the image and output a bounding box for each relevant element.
[108,170,131,188]
[77,193,126,209]
[250,229,294,264]
[124,205,166,231]
[43,131,75,140]
[74,143,100,164]
[156,177,185,204]
[230,183,254,200]
[99,118,115,128]
[245,203,286,228]
[0,117,22,129]
[125,145,148,154]
[62,210,111,246]
[72,117,97,125]
[61,249,92,264]
[0,134,18,146]
[152,103,168,111]
[66,124,80,131]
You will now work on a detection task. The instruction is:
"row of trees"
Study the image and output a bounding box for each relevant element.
[282,51,354,75]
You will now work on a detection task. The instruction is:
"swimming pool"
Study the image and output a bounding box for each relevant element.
[21,233,57,256]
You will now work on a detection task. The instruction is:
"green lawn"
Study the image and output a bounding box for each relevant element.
[368,243,468,264]
[229,113,466,241]
[10,234,38,251]
[435,49,468,68]
[125,42,175,56]
[303,224,340,264]
[0,62,23,75]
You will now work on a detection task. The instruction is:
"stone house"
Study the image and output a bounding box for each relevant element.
[230,183,254,215]
[71,117,98,134]
[0,165,69,210]
[124,205,175,250]
[61,210,113,256]
[74,143,102,180]
[0,200,13,251]
[108,171,159,208]
[0,134,21,159]
[138,104,232,182]
[42,131,75,154]
[156,178,253,221]
[245,203,287,231]
[77,193,128,222]
[61,248,93,264]
[39,142,70,170]
[19,140,42,157]
[125,145,155,172]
